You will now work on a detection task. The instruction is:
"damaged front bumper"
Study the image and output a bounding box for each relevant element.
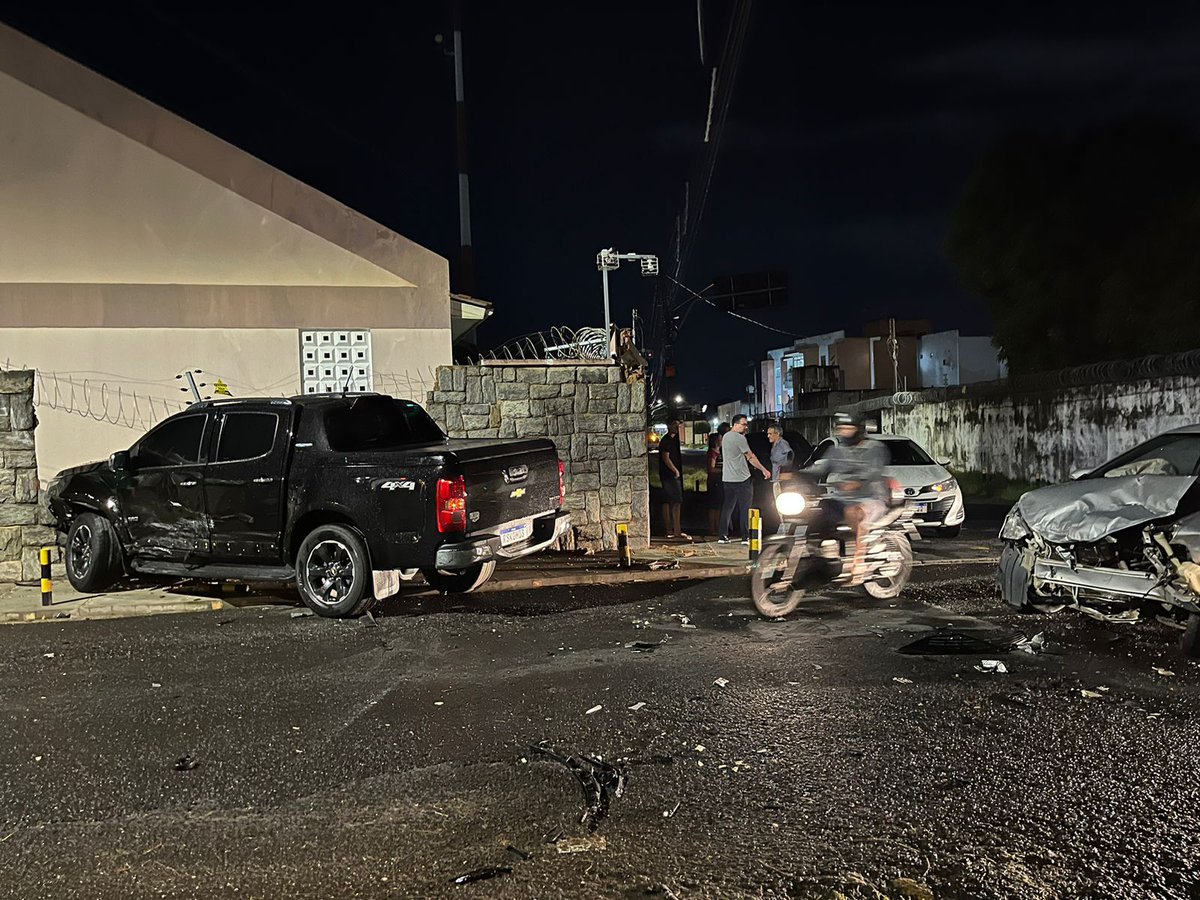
[434,510,571,570]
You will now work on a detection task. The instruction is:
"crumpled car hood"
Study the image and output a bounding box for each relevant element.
[1001,475,1199,544]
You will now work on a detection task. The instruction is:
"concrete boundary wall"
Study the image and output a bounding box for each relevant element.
[0,370,55,581]
[883,374,1200,484]
[428,363,649,551]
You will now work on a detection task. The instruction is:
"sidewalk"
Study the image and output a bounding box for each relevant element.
[0,540,752,625]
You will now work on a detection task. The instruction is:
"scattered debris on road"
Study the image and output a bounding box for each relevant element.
[531,742,627,831]
[628,702,647,711]
[625,638,668,652]
[1154,667,1177,677]
[542,825,565,845]
[362,611,380,628]
[898,626,1023,655]
[647,560,680,571]
[1015,632,1047,655]
[505,845,533,861]
[714,677,730,688]
[555,836,607,854]
[585,704,603,715]
[893,677,914,685]
[449,866,512,885]
[975,660,1009,674]
[1080,689,1104,699]
[662,801,681,818]
[42,653,54,659]
[290,610,314,619]
[173,755,200,771]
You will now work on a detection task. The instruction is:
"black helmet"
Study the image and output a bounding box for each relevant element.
[833,410,865,443]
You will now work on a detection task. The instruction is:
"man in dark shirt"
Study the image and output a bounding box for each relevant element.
[658,420,689,540]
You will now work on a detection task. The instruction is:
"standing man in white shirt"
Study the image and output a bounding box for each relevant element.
[718,414,771,544]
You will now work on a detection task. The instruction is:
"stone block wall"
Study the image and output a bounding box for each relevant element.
[426,363,649,551]
[0,370,56,582]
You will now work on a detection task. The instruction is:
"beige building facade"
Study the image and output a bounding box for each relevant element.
[0,24,452,480]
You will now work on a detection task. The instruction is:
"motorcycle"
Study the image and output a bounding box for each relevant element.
[750,474,920,617]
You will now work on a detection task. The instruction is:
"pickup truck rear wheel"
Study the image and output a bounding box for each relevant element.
[421,561,496,594]
[295,524,376,618]
[64,512,124,592]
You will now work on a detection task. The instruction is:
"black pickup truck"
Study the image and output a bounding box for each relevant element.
[46,394,570,617]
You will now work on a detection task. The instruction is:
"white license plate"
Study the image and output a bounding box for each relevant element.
[500,522,532,547]
[914,502,930,514]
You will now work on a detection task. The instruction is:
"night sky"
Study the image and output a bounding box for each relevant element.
[4,1,1200,404]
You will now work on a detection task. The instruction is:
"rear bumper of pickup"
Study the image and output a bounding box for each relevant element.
[434,510,571,570]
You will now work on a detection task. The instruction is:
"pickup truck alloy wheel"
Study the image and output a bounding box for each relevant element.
[295,524,375,618]
[64,512,124,593]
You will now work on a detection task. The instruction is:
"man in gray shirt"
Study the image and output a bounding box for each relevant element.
[718,414,772,543]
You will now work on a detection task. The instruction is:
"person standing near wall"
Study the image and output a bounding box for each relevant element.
[658,419,690,541]
[718,415,771,544]
[706,431,724,536]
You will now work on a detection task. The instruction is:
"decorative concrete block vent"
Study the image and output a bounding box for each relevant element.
[0,370,57,582]
[428,363,649,551]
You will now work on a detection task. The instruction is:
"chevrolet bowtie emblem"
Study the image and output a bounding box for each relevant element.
[510,487,526,498]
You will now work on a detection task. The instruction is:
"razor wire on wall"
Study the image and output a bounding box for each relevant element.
[469,326,609,363]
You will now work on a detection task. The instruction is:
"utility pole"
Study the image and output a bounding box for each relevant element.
[596,249,659,358]
[445,0,475,295]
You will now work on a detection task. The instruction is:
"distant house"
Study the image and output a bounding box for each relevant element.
[0,24,453,480]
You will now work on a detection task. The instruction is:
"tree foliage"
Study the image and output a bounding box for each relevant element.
[947,119,1200,373]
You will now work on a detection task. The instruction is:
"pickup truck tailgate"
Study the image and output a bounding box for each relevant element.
[445,438,561,533]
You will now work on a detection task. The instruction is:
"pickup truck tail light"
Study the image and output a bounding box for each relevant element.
[558,460,566,508]
[437,476,467,533]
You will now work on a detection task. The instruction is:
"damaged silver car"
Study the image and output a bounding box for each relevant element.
[997,426,1200,656]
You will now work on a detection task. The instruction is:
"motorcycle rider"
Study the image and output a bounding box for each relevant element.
[804,410,890,584]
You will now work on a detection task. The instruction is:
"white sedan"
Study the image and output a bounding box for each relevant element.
[804,435,965,536]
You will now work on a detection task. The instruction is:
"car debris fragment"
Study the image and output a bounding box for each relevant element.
[628,702,647,711]
[449,866,512,885]
[892,677,914,685]
[624,638,668,652]
[530,742,627,831]
[1015,632,1047,655]
[647,559,679,571]
[585,704,603,715]
[554,836,607,854]
[898,627,1023,655]
[1080,689,1104,699]
[505,845,533,861]
[662,801,681,818]
[974,660,1009,674]
[290,610,314,619]
[1154,667,1176,676]
[173,755,200,771]
[714,677,730,688]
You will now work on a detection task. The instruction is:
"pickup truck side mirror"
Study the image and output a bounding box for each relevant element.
[1069,468,1090,481]
[936,456,952,468]
[110,450,131,472]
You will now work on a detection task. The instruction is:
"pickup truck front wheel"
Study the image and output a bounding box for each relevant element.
[421,561,496,594]
[295,524,376,618]
[65,512,124,593]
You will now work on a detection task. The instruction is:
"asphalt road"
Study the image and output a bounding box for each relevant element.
[3,543,1200,899]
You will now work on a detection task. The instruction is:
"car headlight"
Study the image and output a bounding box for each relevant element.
[930,478,958,494]
[776,491,807,516]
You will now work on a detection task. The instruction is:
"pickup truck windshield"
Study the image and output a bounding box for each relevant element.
[324,397,445,451]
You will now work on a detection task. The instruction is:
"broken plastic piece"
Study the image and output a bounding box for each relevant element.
[1014,632,1047,655]
[449,866,512,885]
[1154,667,1176,677]
[531,742,627,831]
[714,677,730,688]
[663,801,681,818]
[1080,689,1104,699]
[555,836,607,854]
[628,702,647,711]
[363,611,379,628]
[892,677,914,685]
[290,609,314,619]
[648,559,679,571]
[542,825,565,845]
[173,755,199,771]
[625,638,668,652]
[585,705,603,715]
[975,660,1009,674]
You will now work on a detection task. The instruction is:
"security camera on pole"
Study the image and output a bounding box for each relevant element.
[597,248,659,359]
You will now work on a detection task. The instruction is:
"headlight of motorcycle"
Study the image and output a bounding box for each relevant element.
[930,478,958,494]
[776,491,807,516]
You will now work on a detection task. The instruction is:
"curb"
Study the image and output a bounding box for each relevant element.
[0,599,226,624]
[488,562,750,592]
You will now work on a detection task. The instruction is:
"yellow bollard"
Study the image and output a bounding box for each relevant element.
[748,509,762,561]
[616,522,631,568]
[40,547,52,606]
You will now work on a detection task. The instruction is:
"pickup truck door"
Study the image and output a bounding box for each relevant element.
[204,410,290,562]
[121,412,212,561]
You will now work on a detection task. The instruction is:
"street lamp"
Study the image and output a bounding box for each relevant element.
[674,394,684,404]
[597,248,659,357]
